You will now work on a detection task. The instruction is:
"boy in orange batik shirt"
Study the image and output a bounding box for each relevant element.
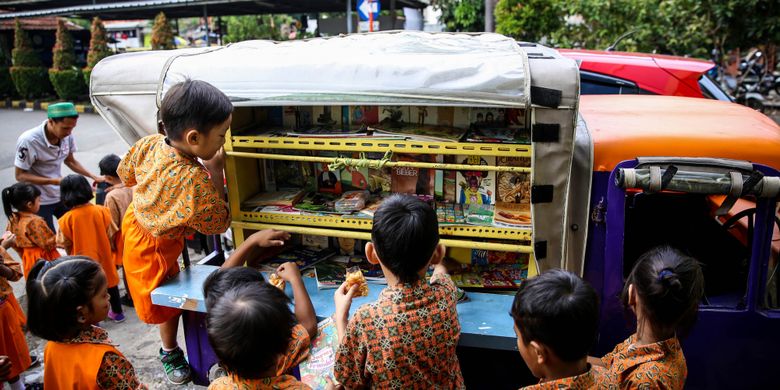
[118,79,232,384]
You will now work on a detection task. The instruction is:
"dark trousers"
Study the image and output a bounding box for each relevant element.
[37,201,69,232]
[108,286,122,314]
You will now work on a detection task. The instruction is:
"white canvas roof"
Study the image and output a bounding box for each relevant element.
[90,31,531,144]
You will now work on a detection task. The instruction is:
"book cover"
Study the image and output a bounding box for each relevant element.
[349,106,380,126]
[314,261,347,289]
[410,106,437,127]
[369,124,466,143]
[242,189,306,209]
[391,154,435,196]
[456,155,496,205]
[494,156,531,226]
[379,106,409,128]
[300,317,340,389]
[259,246,337,272]
[315,155,343,194]
[293,192,341,214]
[469,108,505,128]
[464,203,494,225]
[312,106,341,130]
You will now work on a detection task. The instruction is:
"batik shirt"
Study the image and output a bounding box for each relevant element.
[117,134,229,239]
[334,273,465,389]
[601,334,686,390]
[69,326,147,390]
[0,247,21,301]
[521,364,616,390]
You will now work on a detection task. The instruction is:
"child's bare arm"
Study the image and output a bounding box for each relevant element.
[56,230,72,254]
[334,282,358,342]
[277,262,318,339]
[221,229,290,268]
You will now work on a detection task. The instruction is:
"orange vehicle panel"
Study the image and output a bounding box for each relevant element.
[580,95,780,172]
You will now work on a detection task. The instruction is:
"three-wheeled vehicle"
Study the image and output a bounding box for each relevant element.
[90,32,780,388]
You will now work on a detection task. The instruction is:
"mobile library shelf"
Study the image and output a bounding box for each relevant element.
[90,32,780,388]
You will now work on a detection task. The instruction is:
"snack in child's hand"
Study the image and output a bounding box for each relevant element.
[345,266,368,297]
[269,273,285,290]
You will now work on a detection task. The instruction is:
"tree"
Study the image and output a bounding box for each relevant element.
[10,19,51,99]
[0,36,13,97]
[223,14,298,43]
[151,12,176,50]
[495,0,563,43]
[83,17,112,85]
[433,0,485,32]
[49,19,85,100]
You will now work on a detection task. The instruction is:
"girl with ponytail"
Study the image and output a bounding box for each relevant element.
[2,182,60,278]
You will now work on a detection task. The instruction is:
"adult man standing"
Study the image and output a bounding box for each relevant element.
[14,102,104,231]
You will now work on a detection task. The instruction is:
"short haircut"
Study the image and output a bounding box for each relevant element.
[511,269,599,362]
[51,115,78,123]
[160,79,233,141]
[26,257,106,341]
[622,245,704,336]
[60,174,93,208]
[371,194,439,284]
[206,283,295,379]
[98,154,121,178]
[203,267,266,312]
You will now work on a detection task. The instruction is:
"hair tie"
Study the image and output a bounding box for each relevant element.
[657,268,674,282]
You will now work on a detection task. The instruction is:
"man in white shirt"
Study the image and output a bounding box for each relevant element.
[14,102,105,230]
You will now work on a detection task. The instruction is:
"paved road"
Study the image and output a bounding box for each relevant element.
[0,108,129,231]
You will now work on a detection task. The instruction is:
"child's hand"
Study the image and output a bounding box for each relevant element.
[275,262,302,283]
[324,376,343,390]
[203,147,226,175]
[0,355,11,381]
[1,232,15,249]
[334,281,358,321]
[247,229,290,248]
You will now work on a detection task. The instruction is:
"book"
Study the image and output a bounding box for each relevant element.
[391,154,435,196]
[450,263,528,289]
[464,126,531,144]
[340,153,370,191]
[314,261,347,289]
[464,203,494,225]
[293,192,341,214]
[299,317,340,389]
[315,155,343,194]
[456,155,496,205]
[241,189,306,209]
[368,124,466,143]
[379,105,409,128]
[494,156,532,226]
[258,246,337,272]
[348,106,380,126]
[469,107,505,128]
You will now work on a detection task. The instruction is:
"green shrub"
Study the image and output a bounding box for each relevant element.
[10,66,50,99]
[83,17,111,88]
[0,67,14,97]
[49,68,84,100]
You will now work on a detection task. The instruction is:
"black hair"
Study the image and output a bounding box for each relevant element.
[622,245,704,337]
[2,182,40,217]
[511,269,599,362]
[206,283,295,379]
[26,256,106,341]
[51,115,79,123]
[203,267,266,312]
[60,174,93,208]
[98,154,121,178]
[371,194,439,284]
[160,79,233,141]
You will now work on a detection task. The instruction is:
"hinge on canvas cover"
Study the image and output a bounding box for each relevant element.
[531,185,554,204]
[531,123,560,143]
[534,241,547,260]
[531,86,562,108]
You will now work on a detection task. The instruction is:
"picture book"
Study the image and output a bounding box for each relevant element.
[258,246,337,272]
[464,126,531,144]
[435,107,471,128]
[315,154,343,194]
[494,156,532,226]
[464,203,494,225]
[436,202,466,225]
[348,106,380,126]
[368,124,466,143]
[293,192,340,214]
[379,105,409,128]
[456,155,496,205]
[299,317,340,389]
[283,106,314,129]
[449,263,528,289]
[274,158,308,189]
[366,152,392,194]
[410,106,437,127]
[241,189,306,209]
[443,155,458,202]
[312,106,341,130]
[314,261,347,289]
[340,153,370,191]
[260,156,276,192]
[469,107,505,128]
[391,154,435,196]
[302,235,330,251]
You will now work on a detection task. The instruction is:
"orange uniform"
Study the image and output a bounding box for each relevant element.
[521,365,616,390]
[118,134,229,324]
[6,212,60,278]
[208,324,311,390]
[0,247,31,380]
[57,204,119,288]
[104,186,133,267]
[44,326,146,389]
[601,334,687,390]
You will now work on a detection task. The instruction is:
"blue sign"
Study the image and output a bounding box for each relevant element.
[357,0,380,21]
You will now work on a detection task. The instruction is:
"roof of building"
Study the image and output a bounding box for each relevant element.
[581,95,780,172]
[0,0,428,20]
[0,14,83,30]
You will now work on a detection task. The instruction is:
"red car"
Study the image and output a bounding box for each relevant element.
[559,49,732,101]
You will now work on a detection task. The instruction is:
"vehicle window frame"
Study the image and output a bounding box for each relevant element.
[699,72,733,102]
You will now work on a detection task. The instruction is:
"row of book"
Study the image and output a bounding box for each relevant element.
[242,154,532,226]
[237,105,530,144]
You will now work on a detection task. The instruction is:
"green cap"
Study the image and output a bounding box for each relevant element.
[47,102,78,119]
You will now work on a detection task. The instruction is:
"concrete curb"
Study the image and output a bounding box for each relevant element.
[3,98,96,114]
